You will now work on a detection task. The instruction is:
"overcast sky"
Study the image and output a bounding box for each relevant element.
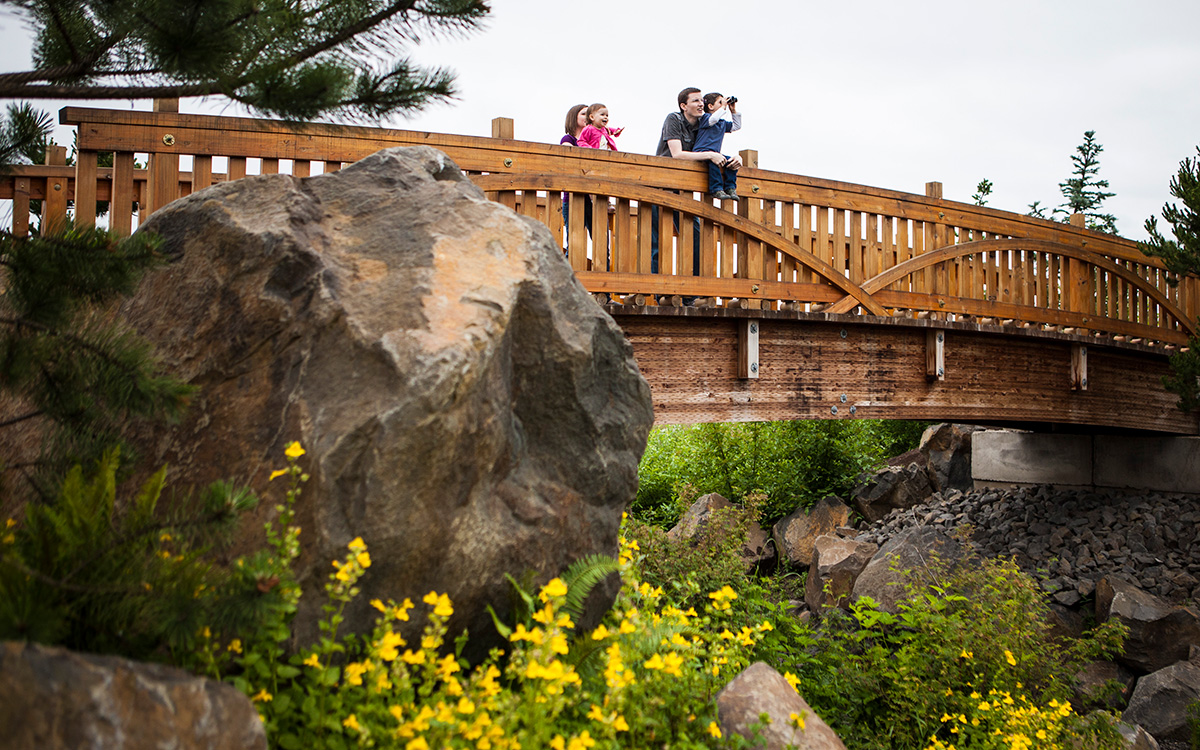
[3,0,1199,240]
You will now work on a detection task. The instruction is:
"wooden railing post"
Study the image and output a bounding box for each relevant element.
[1068,213,1091,333]
[491,117,514,140]
[43,144,69,235]
[74,147,98,229]
[737,149,763,309]
[145,98,180,217]
[924,181,944,311]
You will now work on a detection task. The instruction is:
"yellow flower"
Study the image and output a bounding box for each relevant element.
[591,624,610,640]
[5,518,15,528]
[370,598,388,613]
[959,649,973,659]
[784,671,801,692]
[303,653,320,667]
[345,661,370,685]
[268,468,289,481]
[643,654,665,670]
[587,705,605,722]
[251,689,272,702]
[540,578,568,601]
[1005,649,1017,666]
[613,715,629,732]
[343,714,360,731]
[396,597,414,621]
[618,620,635,634]
[227,639,243,654]
[457,698,476,714]
[423,591,453,617]
[377,630,404,661]
[790,711,806,730]
[708,722,722,738]
[566,731,596,750]
[285,441,305,459]
[549,634,569,655]
[400,649,426,665]
[549,737,565,750]
[406,739,429,750]
[356,551,371,569]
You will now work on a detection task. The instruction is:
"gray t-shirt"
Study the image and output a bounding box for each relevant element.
[655,111,699,158]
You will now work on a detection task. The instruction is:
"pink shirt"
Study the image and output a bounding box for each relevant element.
[577,124,619,151]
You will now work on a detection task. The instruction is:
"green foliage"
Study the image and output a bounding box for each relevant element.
[0,447,262,660]
[1140,146,1200,282]
[972,179,993,207]
[2,0,490,121]
[1028,131,1118,235]
[0,226,194,484]
[1189,699,1200,750]
[1055,131,1118,234]
[0,102,52,166]
[1161,335,1200,412]
[634,420,927,527]
[780,555,1126,750]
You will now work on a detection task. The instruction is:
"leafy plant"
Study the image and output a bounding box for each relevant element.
[781,554,1126,750]
[0,447,260,660]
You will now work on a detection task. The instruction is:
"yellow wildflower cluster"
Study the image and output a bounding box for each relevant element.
[925,689,1080,750]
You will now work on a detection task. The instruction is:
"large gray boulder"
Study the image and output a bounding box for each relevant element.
[0,641,265,750]
[851,527,966,613]
[772,495,851,569]
[668,492,733,543]
[805,535,878,612]
[920,423,978,493]
[1122,660,1200,743]
[851,463,933,523]
[124,147,654,656]
[716,662,847,750]
[668,493,777,574]
[1096,577,1200,674]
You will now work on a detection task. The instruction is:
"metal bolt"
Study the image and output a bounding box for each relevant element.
[840,394,848,403]
[1082,378,1088,387]
[751,285,760,294]
[503,158,513,167]
[752,185,760,193]
[162,134,175,146]
[750,362,758,373]
[937,332,944,343]
[830,405,839,415]
[52,182,61,191]
[938,367,944,377]
[840,329,848,339]
[849,405,857,414]
[749,322,758,334]
[938,211,946,219]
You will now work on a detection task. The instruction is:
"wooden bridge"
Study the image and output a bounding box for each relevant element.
[2,104,1197,435]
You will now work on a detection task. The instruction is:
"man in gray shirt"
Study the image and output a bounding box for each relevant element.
[651,88,742,275]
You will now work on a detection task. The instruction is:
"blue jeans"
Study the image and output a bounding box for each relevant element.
[705,157,738,195]
[650,204,700,275]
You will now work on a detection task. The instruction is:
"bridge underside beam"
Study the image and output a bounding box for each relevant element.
[609,309,1198,436]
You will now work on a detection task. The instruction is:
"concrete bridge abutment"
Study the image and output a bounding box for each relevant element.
[972,430,1200,494]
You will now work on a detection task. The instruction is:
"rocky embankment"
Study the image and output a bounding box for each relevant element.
[855,485,1200,607]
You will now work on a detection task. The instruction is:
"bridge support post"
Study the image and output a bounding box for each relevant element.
[491,117,514,140]
[926,328,945,381]
[738,319,760,379]
[1071,343,1088,390]
[146,98,180,218]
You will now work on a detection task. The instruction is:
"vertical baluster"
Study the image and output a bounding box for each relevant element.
[591,193,608,272]
[42,144,68,235]
[614,197,633,273]
[636,202,653,274]
[193,155,213,196]
[679,210,696,277]
[567,193,587,272]
[74,149,98,228]
[262,158,279,175]
[894,219,909,292]
[111,152,135,237]
[229,157,247,180]
[146,99,179,216]
[11,176,29,236]
[293,160,311,178]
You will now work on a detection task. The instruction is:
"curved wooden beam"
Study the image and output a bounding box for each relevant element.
[825,238,1198,337]
[471,173,889,317]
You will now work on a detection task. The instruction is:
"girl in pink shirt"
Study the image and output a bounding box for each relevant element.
[577,103,624,151]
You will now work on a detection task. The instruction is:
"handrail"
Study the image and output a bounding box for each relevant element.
[0,105,1193,348]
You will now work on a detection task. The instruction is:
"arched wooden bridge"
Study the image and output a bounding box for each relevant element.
[2,105,1196,434]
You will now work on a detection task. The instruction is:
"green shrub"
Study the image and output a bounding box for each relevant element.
[782,554,1126,750]
[634,420,928,528]
[0,447,267,660]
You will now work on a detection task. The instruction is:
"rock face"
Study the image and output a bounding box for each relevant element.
[668,493,734,543]
[124,147,654,655]
[920,423,978,493]
[1122,660,1200,743]
[716,662,847,750]
[1096,577,1200,674]
[805,535,877,612]
[851,463,933,523]
[851,527,965,613]
[0,641,265,750]
[772,496,851,569]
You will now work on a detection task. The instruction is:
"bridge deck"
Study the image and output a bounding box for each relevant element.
[1,106,1195,434]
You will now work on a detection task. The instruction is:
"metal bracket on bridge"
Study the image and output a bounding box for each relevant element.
[926,329,945,381]
[739,319,760,379]
[1071,344,1088,391]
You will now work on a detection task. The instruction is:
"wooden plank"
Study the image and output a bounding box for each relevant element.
[147,149,179,216]
[637,203,652,274]
[833,209,847,282]
[74,150,98,228]
[262,157,279,174]
[293,159,311,177]
[229,156,247,180]
[679,212,695,277]
[567,193,587,271]
[848,210,862,284]
[111,152,135,236]
[615,198,633,273]
[193,155,213,195]
[11,177,29,236]
[591,194,608,271]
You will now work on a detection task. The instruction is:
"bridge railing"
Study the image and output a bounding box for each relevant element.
[2,105,1196,347]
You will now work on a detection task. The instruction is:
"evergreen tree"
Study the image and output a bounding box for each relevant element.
[1139,146,1200,412]
[971,179,993,207]
[1053,130,1118,234]
[0,0,489,121]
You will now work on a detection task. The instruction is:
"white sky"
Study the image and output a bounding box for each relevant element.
[3,0,1199,241]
